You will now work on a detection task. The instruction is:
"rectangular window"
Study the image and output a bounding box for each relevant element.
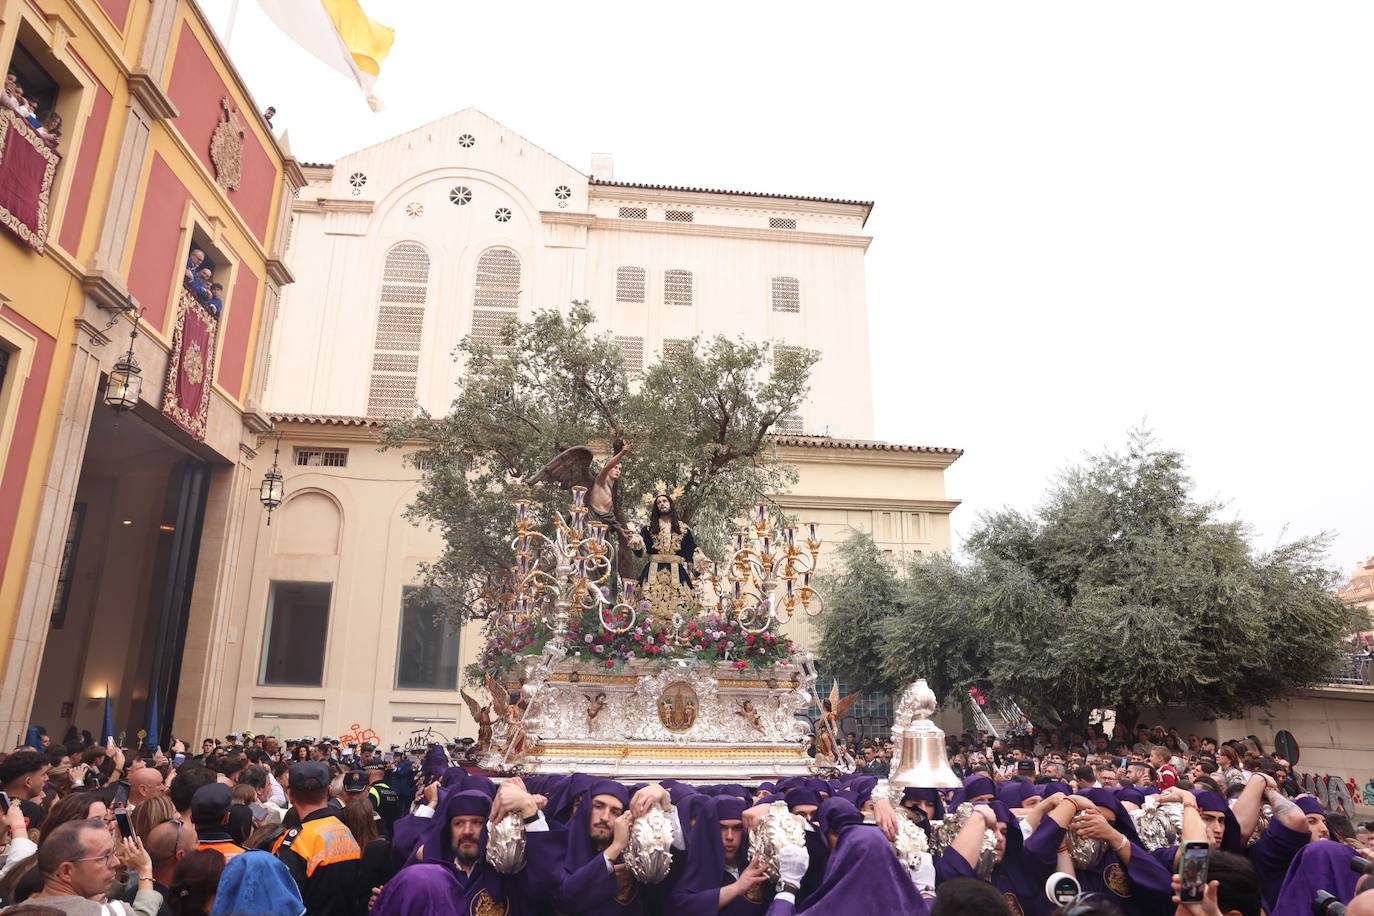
[662,339,690,360]
[49,502,86,630]
[0,348,8,394]
[615,266,646,303]
[395,586,461,690]
[293,447,348,468]
[769,217,797,230]
[618,206,647,220]
[260,581,332,686]
[665,209,694,222]
[616,336,645,373]
[664,270,693,307]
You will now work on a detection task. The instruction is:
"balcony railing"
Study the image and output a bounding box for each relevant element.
[1329,652,1374,686]
[0,108,60,252]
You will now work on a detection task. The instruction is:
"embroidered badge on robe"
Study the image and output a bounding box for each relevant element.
[471,889,507,916]
[1103,862,1132,897]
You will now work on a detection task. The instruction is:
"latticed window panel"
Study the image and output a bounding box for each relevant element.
[772,276,800,313]
[664,269,693,307]
[665,209,694,222]
[470,309,516,352]
[381,284,427,303]
[774,344,804,363]
[368,374,418,418]
[618,206,647,220]
[616,336,644,373]
[372,352,420,373]
[293,448,349,468]
[775,414,804,435]
[661,338,690,360]
[474,247,521,311]
[615,266,646,303]
[375,306,425,351]
[769,217,797,230]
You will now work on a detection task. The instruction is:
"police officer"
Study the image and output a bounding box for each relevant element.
[273,761,361,915]
[389,747,417,814]
[365,764,401,836]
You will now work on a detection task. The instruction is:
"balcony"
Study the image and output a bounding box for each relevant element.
[1330,652,1374,687]
[0,108,60,252]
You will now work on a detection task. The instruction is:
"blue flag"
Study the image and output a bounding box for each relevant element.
[102,686,115,746]
[144,690,159,751]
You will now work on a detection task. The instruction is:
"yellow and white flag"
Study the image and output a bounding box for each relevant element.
[257,0,394,111]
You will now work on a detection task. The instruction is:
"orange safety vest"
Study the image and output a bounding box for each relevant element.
[272,814,360,876]
[198,839,247,860]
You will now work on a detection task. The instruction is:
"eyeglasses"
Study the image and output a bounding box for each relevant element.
[70,847,118,865]
[151,819,185,864]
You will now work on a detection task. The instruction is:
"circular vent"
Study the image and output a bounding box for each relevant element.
[449,186,472,206]
[555,185,572,201]
[494,207,512,223]
[348,172,367,188]
[405,202,423,218]
[458,133,476,148]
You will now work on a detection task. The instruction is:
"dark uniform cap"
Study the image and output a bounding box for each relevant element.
[342,769,368,793]
[288,760,331,791]
[191,783,233,824]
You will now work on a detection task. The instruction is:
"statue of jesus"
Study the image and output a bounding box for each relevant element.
[630,490,706,617]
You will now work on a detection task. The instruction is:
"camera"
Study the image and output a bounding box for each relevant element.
[1313,890,1345,916]
[1046,872,1081,906]
[1352,857,1373,877]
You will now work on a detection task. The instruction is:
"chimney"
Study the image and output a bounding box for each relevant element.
[590,153,614,182]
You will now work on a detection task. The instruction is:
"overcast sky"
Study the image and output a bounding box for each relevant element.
[201,0,1374,577]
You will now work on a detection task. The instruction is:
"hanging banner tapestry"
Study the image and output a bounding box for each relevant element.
[0,109,59,252]
[162,290,219,440]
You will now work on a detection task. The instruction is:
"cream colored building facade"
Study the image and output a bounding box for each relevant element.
[209,109,961,747]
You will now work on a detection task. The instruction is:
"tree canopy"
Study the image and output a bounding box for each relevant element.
[818,431,1365,725]
[383,302,814,625]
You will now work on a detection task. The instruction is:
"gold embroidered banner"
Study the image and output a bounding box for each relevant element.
[0,109,59,252]
[162,289,219,440]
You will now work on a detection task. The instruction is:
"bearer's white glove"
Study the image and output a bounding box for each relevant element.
[779,843,809,885]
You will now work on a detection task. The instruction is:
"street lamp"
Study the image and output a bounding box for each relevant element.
[104,303,143,416]
[259,433,284,524]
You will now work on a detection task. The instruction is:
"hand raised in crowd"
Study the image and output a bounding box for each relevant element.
[733,858,768,894]
[117,834,153,881]
[871,796,899,842]
[1171,873,1225,916]
[605,811,633,861]
[630,782,671,818]
[3,797,26,844]
[422,779,439,808]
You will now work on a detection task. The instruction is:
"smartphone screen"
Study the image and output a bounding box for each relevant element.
[114,810,133,839]
[112,782,129,809]
[1178,841,1209,902]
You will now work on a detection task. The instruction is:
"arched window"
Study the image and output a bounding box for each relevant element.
[664,269,693,307]
[771,276,800,313]
[470,247,522,350]
[616,266,646,303]
[367,242,429,417]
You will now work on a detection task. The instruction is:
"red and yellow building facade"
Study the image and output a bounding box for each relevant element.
[0,0,299,745]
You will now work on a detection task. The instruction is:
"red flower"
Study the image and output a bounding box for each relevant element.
[746,635,756,645]
[732,660,747,670]
[649,645,659,654]
[605,660,615,668]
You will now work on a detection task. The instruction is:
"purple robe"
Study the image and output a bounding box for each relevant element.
[406,789,528,915]
[934,799,1052,916]
[671,796,769,916]
[556,780,649,915]
[769,822,928,915]
[1249,814,1314,910]
[1022,790,1173,916]
[1270,839,1359,916]
[372,864,467,916]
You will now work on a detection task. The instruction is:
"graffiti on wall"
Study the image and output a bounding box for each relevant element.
[1295,771,1371,814]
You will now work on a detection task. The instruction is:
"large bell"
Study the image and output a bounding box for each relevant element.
[887,678,961,789]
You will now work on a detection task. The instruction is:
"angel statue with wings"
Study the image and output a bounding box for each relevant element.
[814,680,861,769]
[527,444,635,583]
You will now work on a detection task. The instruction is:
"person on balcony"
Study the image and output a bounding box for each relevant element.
[207,283,224,317]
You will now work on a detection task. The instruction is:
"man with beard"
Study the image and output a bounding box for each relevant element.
[671,795,770,915]
[1024,789,1173,916]
[555,779,647,914]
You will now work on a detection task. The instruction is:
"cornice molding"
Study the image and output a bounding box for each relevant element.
[293,197,376,215]
[282,157,308,192]
[242,404,274,435]
[588,185,870,221]
[74,316,112,348]
[774,446,962,470]
[540,210,596,227]
[588,216,871,250]
[773,493,962,514]
[80,268,132,312]
[265,257,295,288]
[127,70,179,121]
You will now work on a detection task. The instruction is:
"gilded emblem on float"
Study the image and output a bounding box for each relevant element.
[1103,862,1131,897]
[210,97,245,192]
[657,680,698,732]
[184,341,205,385]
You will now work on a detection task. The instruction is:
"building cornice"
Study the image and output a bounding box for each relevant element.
[774,494,962,515]
[293,198,376,215]
[127,70,179,122]
[80,268,132,312]
[265,258,295,288]
[282,157,309,192]
[589,217,871,250]
[775,445,962,470]
[588,180,872,222]
[540,211,596,227]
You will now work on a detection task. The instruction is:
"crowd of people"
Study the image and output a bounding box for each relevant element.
[2,71,61,151]
[184,247,225,317]
[0,722,1369,915]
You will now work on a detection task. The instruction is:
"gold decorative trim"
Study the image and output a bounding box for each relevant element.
[535,672,779,690]
[161,289,219,440]
[529,743,806,761]
[0,110,59,252]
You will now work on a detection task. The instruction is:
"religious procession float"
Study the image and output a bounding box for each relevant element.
[457,444,898,781]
